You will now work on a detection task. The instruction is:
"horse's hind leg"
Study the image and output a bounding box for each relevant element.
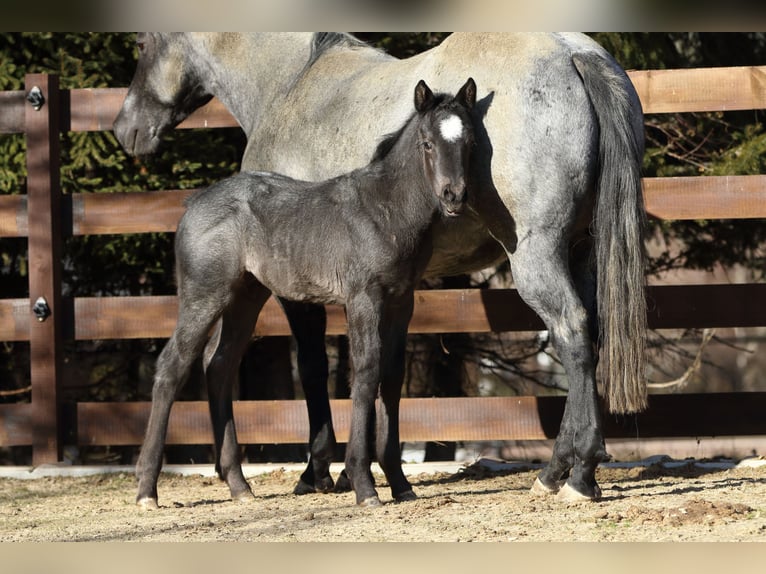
[136,299,222,508]
[203,277,271,502]
[510,235,609,502]
[279,299,337,495]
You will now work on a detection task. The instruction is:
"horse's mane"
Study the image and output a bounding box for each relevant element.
[307,33,373,68]
[371,93,451,163]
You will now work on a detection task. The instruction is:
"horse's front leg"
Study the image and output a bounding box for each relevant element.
[278,298,337,494]
[344,293,386,506]
[203,283,270,502]
[376,292,416,502]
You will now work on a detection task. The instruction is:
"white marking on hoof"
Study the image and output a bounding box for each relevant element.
[359,496,382,508]
[530,477,560,497]
[137,497,159,510]
[439,114,464,142]
[556,482,600,504]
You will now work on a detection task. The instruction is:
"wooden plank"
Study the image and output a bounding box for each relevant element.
[2,172,761,240]
[41,67,766,135]
[69,189,194,235]
[4,284,766,343]
[0,404,33,446]
[75,392,766,446]
[0,299,30,341]
[628,66,766,114]
[648,284,766,329]
[0,90,26,134]
[25,74,64,464]
[643,175,766,220]
[65,88,237,132]
[0,195,27,237]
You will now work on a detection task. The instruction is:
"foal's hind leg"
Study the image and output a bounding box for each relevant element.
[510,235,609,502]
[279,299,337,495]
[136,300,223,508]
[204,278,271,502]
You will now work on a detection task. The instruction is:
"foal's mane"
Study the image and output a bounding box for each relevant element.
[371,92,451,162]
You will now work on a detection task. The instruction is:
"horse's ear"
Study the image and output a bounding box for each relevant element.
[457,77,476,110]
[414,80,435,113]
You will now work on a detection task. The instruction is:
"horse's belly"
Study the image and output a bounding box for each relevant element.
[424,219,505,278]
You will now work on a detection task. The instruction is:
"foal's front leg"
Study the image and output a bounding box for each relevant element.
[376,293,416,502]
[344,293,386,506]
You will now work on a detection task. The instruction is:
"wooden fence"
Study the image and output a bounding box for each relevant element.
[2,66,766,465]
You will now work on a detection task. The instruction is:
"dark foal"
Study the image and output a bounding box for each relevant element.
[136,78,477,508]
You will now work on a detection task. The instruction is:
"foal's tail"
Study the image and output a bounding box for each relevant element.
[573,51,648,414]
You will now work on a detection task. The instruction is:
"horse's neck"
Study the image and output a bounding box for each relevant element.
[189,33,314,136]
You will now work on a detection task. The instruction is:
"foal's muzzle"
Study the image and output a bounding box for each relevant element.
[440,182,467,217]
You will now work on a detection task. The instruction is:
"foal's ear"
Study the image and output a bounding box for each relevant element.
[414,80,435,113]
[456,77,476,110]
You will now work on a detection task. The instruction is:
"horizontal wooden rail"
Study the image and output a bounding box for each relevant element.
[5,175,766,239]
[0,403,33,446]
[0,66,766,137]
[74,392,766,446]
[1,66,765,137]
[2,284,766,342]
[629,65,766,114]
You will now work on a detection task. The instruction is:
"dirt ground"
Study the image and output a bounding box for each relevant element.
[1,458,764,542]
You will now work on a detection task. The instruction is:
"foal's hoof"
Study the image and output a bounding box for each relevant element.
[232,490,256,504]
[394,490,417,503]
[530,477,562,497]
[359,495,383,508]
[555,482,602,504]
[136,497,159,510]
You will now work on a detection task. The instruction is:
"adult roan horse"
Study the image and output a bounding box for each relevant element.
[135,79,477,508]
[114,33,647,504]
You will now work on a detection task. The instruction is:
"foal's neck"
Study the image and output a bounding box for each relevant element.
[369,149,439,233]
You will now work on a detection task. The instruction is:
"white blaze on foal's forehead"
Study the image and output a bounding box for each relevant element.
[439,114,464,142]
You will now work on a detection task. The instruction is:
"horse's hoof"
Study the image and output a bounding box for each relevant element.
[334,472,352,493]
[359,495,382,507]
[555,482,601,504]
[136,497,159,510]
[293,480,316,495]
[530,477,561,497]
[314,476,335,494]
[394,490,417,503]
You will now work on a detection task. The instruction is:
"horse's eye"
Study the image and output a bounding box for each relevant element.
[136,41,145,52]
[422,141,433,151]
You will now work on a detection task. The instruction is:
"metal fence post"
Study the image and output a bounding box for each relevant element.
[25,73,63,465]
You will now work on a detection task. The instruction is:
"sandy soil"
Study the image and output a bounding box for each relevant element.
[1,458,764,542]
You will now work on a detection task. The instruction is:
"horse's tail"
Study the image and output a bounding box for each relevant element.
[572,51,648,414]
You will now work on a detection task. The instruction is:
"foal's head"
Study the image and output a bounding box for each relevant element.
[413,77,477,217]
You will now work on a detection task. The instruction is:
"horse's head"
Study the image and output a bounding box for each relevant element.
[113,33,213,156]
[412,77,476,217]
